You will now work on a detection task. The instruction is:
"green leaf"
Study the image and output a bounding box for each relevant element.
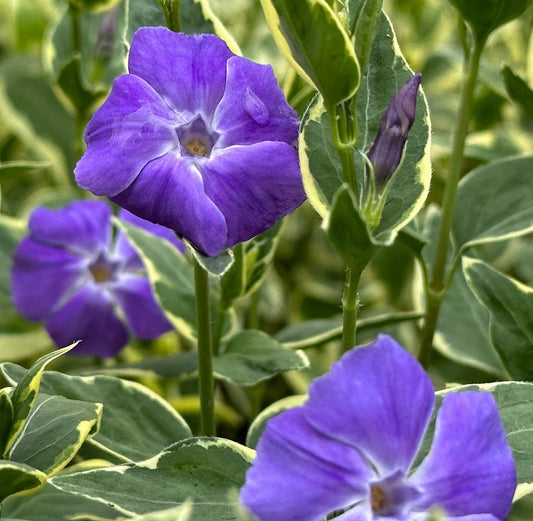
[325,184,377,270]
[502,66,533,119]
[8,394,102,476]
[0,460,47,503]
[453,156,533,253]
[0,161,50,182]
[447,0,532,41]
[1,482,123,520]
[434,265,506,377]
[246,395,306,449]
[0,365,192,464]
[348,0,383,74]
[114,218,196,340]
[0,214,27,323]
[131,501,192,521]
[214,330,309,386]
[187,243,235,278]
[49,438,254,518]
[463,257,533,381]
[0,391,14,456]
[260,0,359,106]
[0,329,51,363]
[4,345,76,455]
[300,13,431,235]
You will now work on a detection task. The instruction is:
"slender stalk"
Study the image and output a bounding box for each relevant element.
[418,36,486,367]
[160,0,181,32]
[194,259,216,436]
[341,266,362,353]
[212,303,226,357]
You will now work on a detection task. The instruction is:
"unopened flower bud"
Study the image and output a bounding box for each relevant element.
[367,73,421,188]
[94,6,119,62]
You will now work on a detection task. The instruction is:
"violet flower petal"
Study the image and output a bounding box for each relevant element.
[11,238,86,321]
[411,392,516,520]
[75,74,179,197]
[446,515,501,521]
[111,152,227,257]
[213,56,299,147]
[109,274,172,339]
[201,142,305,248]
[28,201,111,255]
[46,284,128,357]
[128,27,233,117]
[240,407,372,521]
[114,209,185,271]
[305,335,434,476]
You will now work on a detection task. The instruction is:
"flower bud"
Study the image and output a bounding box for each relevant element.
[367,73,421,188]
[94,6,119,62]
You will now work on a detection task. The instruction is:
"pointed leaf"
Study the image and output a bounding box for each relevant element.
[49,438,254,518]
[0,460,47,503]
[8,394,102,476]
[260,0,359,106]
[325,184,377,270]
[0,365,191,463]
[463,257,533,381]
[5,344,77,454]
[453,156,533,253]
[300,13,431,236]
[447,0,532,41]
[214,330,309,386]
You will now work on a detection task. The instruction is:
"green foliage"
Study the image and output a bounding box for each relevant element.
[260,0,359,106]
[464,257,533,381]
[446,0,533,41]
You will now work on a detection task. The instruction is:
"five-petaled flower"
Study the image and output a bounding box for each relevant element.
[11,200,182,357]
[240,335,516,521]
[75,27,306,257]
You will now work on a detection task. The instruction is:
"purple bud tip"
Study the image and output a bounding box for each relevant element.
[367,73,421,188]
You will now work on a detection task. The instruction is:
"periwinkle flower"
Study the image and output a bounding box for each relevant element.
[75,27,306,257]
[367,74,421,188]
[11,200,182,357]
[240,335,516,521]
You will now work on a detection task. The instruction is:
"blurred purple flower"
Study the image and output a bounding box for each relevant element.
[11,200,183,357]
[75,27,305,257]
[368,74,421,188]
[240,335,516,521]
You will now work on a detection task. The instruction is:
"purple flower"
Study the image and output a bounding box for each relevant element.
[75,27,305,257]
[240,335,516,521]
[11,200,183,357]
[367,74,421,188]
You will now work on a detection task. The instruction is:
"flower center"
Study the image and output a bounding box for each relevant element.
[89,252,119,284]
[370,485,386,511]
[177,115,219,158]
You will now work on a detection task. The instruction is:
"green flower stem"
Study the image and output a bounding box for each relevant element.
[418,36,486,368]
[212,303,226,357]
[328,103,357,194]
[194,259,216,436]
[342,265,362,353]
[159,0,181,32]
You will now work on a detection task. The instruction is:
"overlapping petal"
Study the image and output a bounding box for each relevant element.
[28,201,111,255]
[411,392,516,520]
[241,407,372,521]
[46,283,129,357]
[109,274,172,339]
[75,74,179,197]
[201,142,305,248]
[11,238,87,321]
[111,152,227,256]
[213,56,299,147]
[128,28,233,118]
[305,335,434,476]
